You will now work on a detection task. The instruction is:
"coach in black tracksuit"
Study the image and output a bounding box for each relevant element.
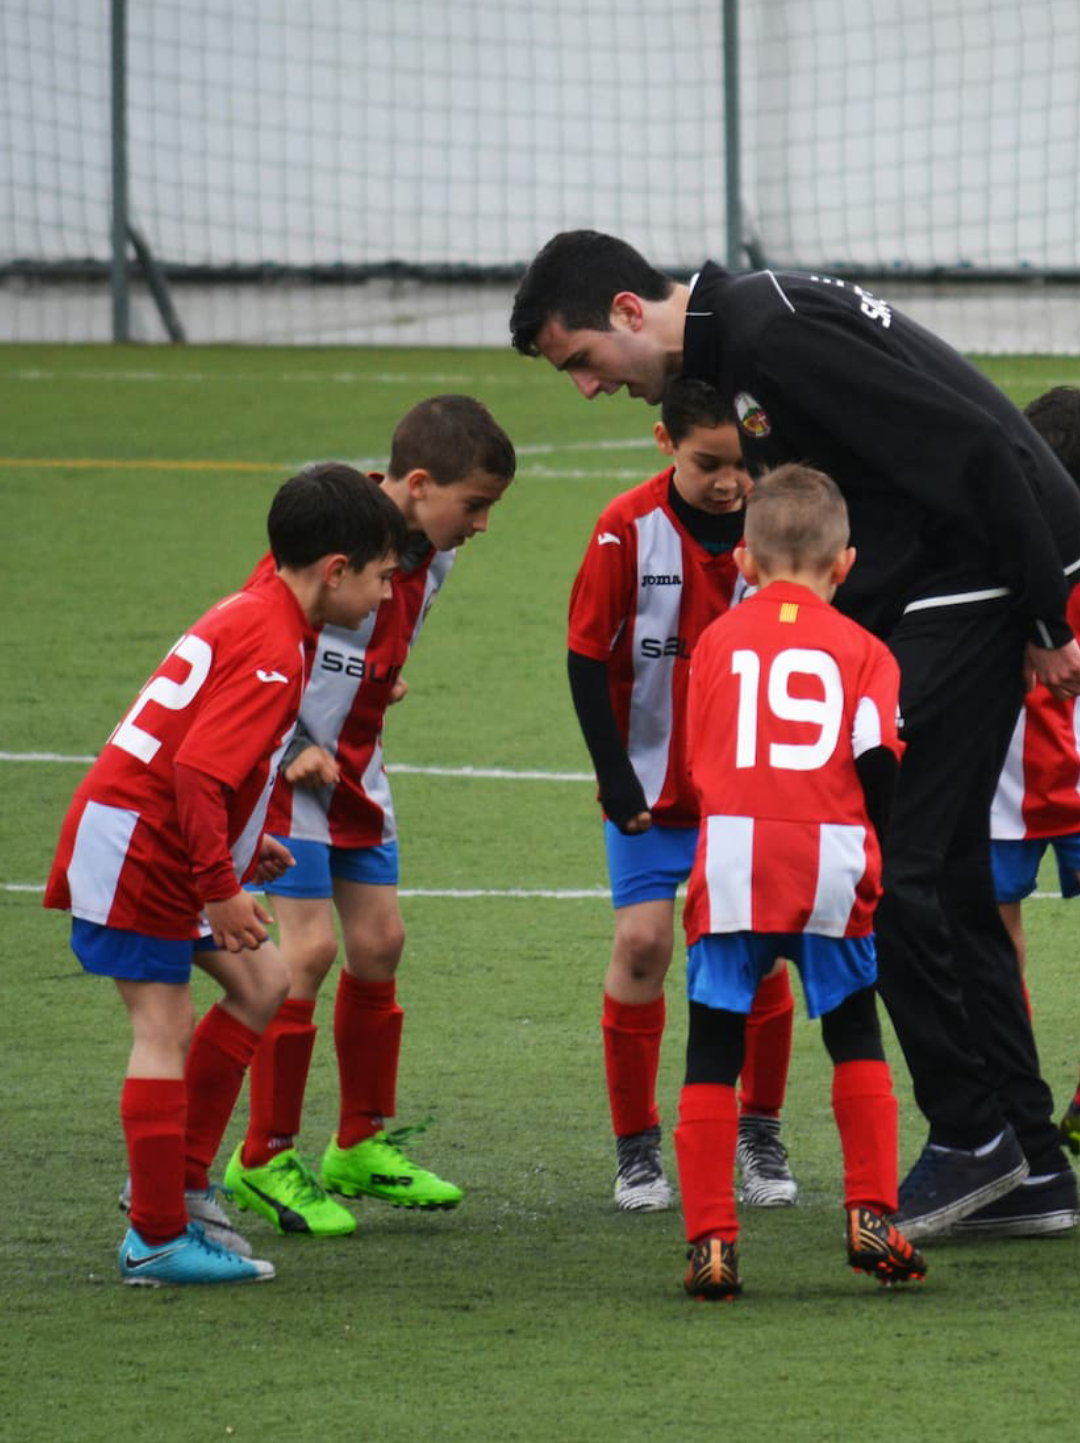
[682,261,1080,1201]
[511,230,1080,1238]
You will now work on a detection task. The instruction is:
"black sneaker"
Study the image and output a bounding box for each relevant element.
[951,1170,1078,1238]
[894,1124,1029,1240]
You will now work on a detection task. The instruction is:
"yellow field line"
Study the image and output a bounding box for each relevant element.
[0,457,283,472]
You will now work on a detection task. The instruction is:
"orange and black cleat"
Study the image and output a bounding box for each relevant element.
[684,1237,742,1301]
[847,1206,927,1286]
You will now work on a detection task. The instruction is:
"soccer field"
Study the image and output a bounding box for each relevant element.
[3,344,1080,1443]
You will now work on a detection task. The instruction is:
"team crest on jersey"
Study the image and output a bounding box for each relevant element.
[735,391,770,438]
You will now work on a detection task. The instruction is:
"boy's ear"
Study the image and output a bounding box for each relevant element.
[654,420,674,456]
[406,467,432,499]
[733,545,759,586]
[832,545,857,587]
[322,553,350,588]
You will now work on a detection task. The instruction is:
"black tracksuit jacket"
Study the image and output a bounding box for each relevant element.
[681,262,1080,646]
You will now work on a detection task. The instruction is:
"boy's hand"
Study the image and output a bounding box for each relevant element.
[600,768,651,835]
[251,834,295,883]
[205,891,272,952]
[388,677,409,706]
[285,744,339,788]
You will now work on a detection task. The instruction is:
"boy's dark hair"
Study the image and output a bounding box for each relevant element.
[744,463,850,575]
[1025,386,1080,486]
[510,230,675,357]
[660,378,737,445]
[388,395,516,486]
[268,462,407,570]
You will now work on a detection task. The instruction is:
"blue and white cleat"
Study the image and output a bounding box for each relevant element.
[118,1222,275,1287]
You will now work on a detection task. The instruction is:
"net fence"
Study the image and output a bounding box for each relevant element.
[3,0,1079,346]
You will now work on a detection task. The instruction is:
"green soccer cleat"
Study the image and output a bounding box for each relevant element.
[321,1123,463,1209]
[1059,1100,1080,1157]
[223,1144,357,1236]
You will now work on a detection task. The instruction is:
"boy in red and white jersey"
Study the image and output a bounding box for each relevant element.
[677,463,926,1298]
[44,464,405,1286]
[223,396,516,1236]
[988,387,1080,1218]
[568,379,797,1213]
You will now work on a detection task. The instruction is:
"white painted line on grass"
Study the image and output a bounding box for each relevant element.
[0,751,594,781]
[6,881,609,899]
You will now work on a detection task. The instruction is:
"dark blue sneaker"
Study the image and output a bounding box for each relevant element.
[894,1124,1029,1240]
[118,1223,275,1287]
[951,1170,1078,1238]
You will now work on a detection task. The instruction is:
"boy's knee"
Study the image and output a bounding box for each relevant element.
[612,922,672,986]
[343,918,405,981]
[289,931,340,991]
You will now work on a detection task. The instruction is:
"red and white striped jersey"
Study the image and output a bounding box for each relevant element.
[683,581,903,943]
[567,468,741,826]
[991,587,1080,840]
[258,542,454,847]
[44,576,314,939]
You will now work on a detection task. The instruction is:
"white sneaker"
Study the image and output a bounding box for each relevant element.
[736,1115,798,1207]
[119,1178,254,1257]
[614,1126,674,1212]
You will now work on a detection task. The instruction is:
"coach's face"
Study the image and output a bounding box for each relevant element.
[536,295,671,405]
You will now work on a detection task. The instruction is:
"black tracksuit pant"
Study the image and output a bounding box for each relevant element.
[874,604,1067,1175]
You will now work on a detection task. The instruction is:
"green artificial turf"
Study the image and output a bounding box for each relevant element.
[2,344,1079,1443]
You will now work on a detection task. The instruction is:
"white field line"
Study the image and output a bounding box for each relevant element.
[0,751,593,781]
[7,749,1064,900]
[7,881,609,899]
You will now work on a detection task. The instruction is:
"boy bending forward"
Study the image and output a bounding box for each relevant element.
[676,464,926,1299]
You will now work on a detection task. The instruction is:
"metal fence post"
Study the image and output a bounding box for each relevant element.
[111,0,130,341]
[723,0,742,271]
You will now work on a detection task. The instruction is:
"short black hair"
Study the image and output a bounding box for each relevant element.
[267,462,407,570]
[388,394,516,485]
[660,378,737,445]
[510,230,675,357]
[1025,386,1080,486]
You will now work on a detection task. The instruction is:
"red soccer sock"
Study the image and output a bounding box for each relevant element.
[832,1058,898,1214]
[673,1082,739,1244]
[242,997,318,1168]
[601,991,665,1138]
[335,972,404,1149]
[183,1004,261,1191]
[739,965,794,1119]
[121,1077,188,1245]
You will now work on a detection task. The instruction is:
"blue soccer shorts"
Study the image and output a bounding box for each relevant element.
[990,833,1080,904]
[70,918,219,985]
[261,835,400,899]
[603,820,699,910]
[687,930,877,1020]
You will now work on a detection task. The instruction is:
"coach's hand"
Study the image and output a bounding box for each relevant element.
[206,891,272,952]
[1025,638,1080,699]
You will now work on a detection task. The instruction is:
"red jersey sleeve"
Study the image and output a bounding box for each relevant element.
[851,640,904,763]
[174,595,306,790]
[567,506,638,661]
